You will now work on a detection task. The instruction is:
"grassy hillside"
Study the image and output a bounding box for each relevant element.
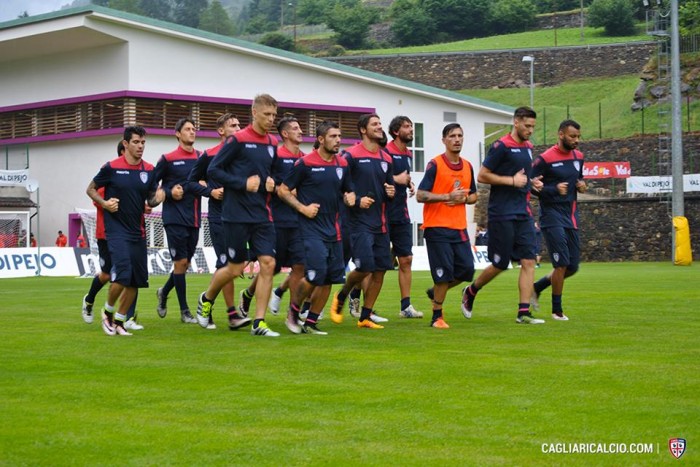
[354,26,650,55]
[462,75,700,144]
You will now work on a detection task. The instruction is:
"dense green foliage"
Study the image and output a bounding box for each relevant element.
[587,0,639,36]
[259,31,295,50]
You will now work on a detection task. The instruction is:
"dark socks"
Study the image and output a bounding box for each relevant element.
[173,273,188,311]
[400,297,410,310]
[86,275,105,304]
[301,301,311,314]
[360,306,372,321]
[126,290,138,321]
[162,273,174,295]
[552,294,562,313]
[274,287,285,298]
[349,287,361,300]
[534,276,552,295]
[518,303,530,316]
[432,309,442,322]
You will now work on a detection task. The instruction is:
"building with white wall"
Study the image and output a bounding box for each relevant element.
[0,5,514,247]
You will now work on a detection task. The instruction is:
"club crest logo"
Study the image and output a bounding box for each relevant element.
[170,247,177,257]
[336,168,343,180]
[669,438,686,459]
[552,252,560,263]
[381,161,388,173]
[454,180,461,188]
[268,146,274,158]
[574,161,581,172]
[228,248,236,259]
[493,254,501,265]
[219,254,227,265]
[354,258,361,269]
[436,268,444,278]
[307,270,316,281]
[140,172,149,183]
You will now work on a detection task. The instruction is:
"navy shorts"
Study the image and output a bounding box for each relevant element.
[97,238,112,274]
[108,236,149,288]
[543,226,580,270]
[223,222,276,264]
[208,217,227,269]
[303,237,345,286]
[165,225,199,262]
[389,223,413,258]
[426,239,474,283]
[350,231,392,272]
[487,219,536,270]
[275,226,305,271]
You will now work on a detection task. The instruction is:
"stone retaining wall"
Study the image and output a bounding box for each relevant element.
[330,42,655,89]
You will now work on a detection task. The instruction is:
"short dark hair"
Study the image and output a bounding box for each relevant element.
[559,119,581,132]
[117,141,125,156]
[388,115,412,139]
[277,115,299,136]
[442,122,462,138]
[314,120,340,149]
[216,113,237,129]
[357,113,380,137]
[514,106,537,120]
[123,126,146,142]
[175,117,195,133]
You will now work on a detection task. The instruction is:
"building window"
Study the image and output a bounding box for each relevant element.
[443,111,457,122]
[411,121,425,171]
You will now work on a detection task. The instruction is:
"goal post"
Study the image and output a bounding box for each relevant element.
[0,211,30,248]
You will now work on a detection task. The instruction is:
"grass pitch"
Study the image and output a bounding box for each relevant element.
[1,262,697,465]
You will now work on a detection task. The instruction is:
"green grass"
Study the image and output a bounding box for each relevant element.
[2,263,698,465]
[355,26,650,55]
[463,75,700,144]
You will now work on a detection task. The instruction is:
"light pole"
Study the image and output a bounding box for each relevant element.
[522,55,534,110]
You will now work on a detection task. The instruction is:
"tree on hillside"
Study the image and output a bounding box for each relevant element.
[680,0,700,36]
[139,0,174,22]
[489,0,537,35]
[390,2,436,46]
[297,0,327,24]
[259,31,295,50]
[587,0,638,36]
[326,2,379,49]
[109,0,144,14]
[424,0,492,39]
[173,0,208,27]
[199,0,236,35]
[534,0,591,13]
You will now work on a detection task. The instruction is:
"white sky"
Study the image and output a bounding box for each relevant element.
[0,1,70,23]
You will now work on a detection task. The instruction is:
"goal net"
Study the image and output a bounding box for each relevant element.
[76,208,213,276]
[0,211,30,248]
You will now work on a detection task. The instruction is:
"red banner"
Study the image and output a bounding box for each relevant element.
[582,162,631,179]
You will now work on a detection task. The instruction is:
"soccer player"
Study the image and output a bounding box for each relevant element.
[86,126,165,336]
[530,119,587,321]
[418,123,478,328]
[329,113,395,329]
[239,115,306,333]
[278,120,355,335]
[82,141,143,331]
[196,94,280,337]
[187,113,251,330]
[153,117,208,324]
[461,107,545,324]
[386,115,423,319]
